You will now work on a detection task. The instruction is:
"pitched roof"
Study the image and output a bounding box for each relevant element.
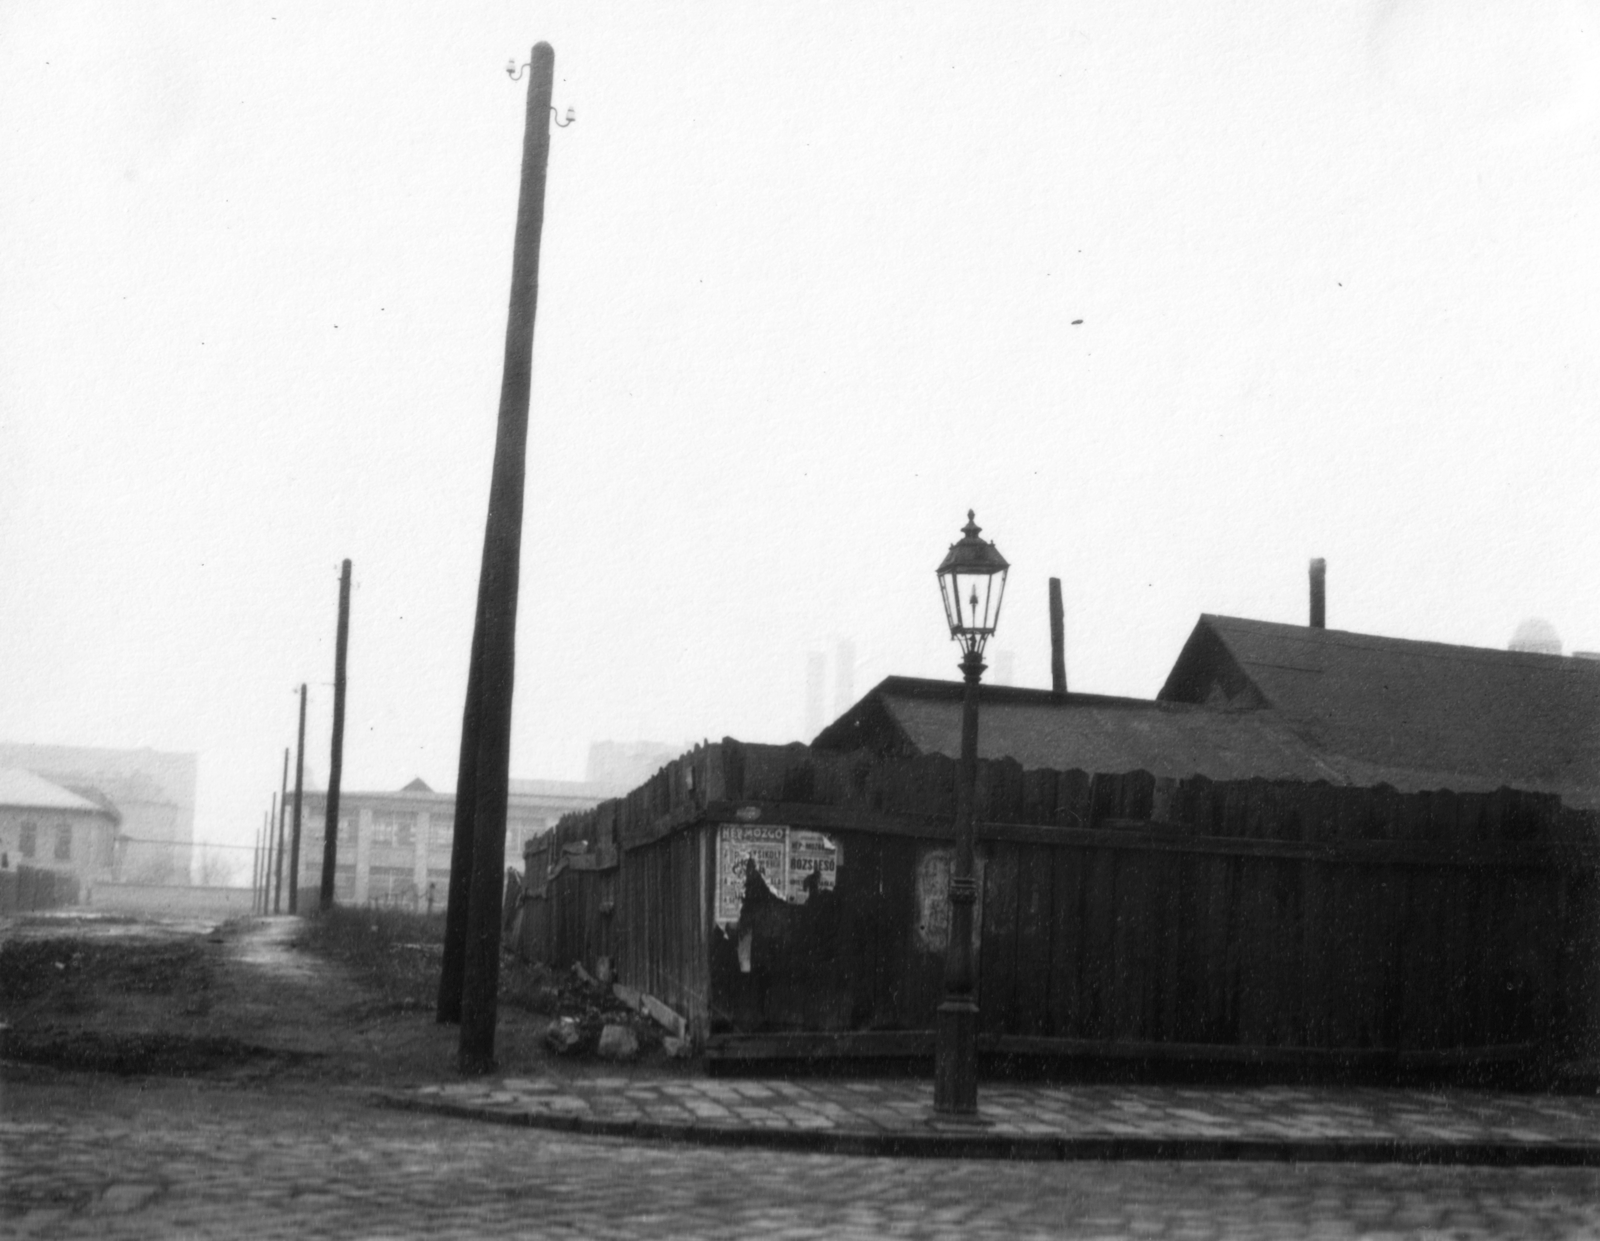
[813,677,1351,784]
[1159,615,1600,807]
[0,768,118,816]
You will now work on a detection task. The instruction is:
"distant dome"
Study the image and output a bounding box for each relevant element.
[1509,618,1563,655]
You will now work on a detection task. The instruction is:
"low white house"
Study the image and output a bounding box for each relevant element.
[0,767,121,897]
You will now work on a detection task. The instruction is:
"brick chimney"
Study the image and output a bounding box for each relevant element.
[1309,558,1326,629]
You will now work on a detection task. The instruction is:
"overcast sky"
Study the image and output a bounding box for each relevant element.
[4,1,1599,869]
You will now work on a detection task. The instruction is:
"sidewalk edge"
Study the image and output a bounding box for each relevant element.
[371,1091,1600,1166]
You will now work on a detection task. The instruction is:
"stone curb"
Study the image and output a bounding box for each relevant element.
[372,1091,1600,1167]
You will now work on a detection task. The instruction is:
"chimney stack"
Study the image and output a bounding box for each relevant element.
[1309,558,1326,629]
[1049,577,1067,693]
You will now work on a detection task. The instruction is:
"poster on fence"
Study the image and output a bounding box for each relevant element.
[787,830,839,899]
[716,824,841,925]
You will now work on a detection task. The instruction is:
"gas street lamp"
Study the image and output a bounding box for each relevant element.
[933,510,1008,1115]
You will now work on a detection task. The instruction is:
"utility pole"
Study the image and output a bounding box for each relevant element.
[270,789,283,914]
[254,814,265,913]
[258,814,270,914]
[319,560,352,912]
[448,42,557,1075]
[437,601,485,1023]
[289,683,307,912]
[273,745,289,908]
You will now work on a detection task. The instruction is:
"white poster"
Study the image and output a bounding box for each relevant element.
[716,825,840,925]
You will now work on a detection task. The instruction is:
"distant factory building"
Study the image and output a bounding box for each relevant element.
[291,776,614,910]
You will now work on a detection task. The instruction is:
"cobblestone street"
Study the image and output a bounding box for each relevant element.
[6,1075,1600,1239]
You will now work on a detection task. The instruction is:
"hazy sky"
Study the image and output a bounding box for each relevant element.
[5,2,1600,867]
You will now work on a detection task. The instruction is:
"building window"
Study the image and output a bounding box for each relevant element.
[370,812,416,849]
[55,824,73,861]
[19,821,36,858]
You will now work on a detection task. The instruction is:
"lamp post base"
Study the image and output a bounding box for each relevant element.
[933,997,978,1115]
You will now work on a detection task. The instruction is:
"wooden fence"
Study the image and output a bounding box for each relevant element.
[0,864,81,915]
[518,740,1600,1074]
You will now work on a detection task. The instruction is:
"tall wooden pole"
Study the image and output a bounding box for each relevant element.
[288,683,307,912]
[275,753,289,910]
[454,42,556,1075]
[254,815,265,913]
[270,789,283,914]
[320,560,352,912]
[258,815,269,914]
[437,606,485,1022]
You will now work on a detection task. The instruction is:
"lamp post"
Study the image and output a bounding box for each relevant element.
[933,510,1008,1115]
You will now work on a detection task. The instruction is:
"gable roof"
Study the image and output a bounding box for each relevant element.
[813,677,1351,784]
[1159,615,1600,807]
[0,768,119,816]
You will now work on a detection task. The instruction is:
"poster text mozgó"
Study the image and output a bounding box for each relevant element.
[715,824,841,925]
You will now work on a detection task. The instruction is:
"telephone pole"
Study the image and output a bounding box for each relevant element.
[447,42,558,1076]
[289,683,307,912]
[273,748,289,912]
[254,814,266,913]
[319,560,352,912]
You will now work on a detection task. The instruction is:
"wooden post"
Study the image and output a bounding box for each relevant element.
[289,683,307,912]
[319,560,352,912]
[273,748,289,911]
[270,789,283,914]
[1048,577,1067,694]
[437,613,485,1023]
[258,814,270,914]
[455,41,556,1076]
[254,814,265,914]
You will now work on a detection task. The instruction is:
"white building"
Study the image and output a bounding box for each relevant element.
[0,767,121,897]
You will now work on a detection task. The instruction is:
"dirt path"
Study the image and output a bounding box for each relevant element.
[205,916,374,1065]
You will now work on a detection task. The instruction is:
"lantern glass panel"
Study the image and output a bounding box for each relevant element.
[939,565,1008,656]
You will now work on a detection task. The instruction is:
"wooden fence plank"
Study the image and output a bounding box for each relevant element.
[1081,845,1118,1040]
[979,842,1020,1035]
[1012,842,1054,1037]
[1110,846,1151,1040]
[1048,845,1084,1038]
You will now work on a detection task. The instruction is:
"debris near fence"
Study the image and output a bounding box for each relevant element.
[521,961,665,1061]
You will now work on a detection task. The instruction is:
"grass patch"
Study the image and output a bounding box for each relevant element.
[296,905,446,1013]
[295,905,573,1020]
[4,1029,296,1076]
[0,938,210,1007]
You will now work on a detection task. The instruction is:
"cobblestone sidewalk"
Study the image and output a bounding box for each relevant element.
[386,1076,1600,1164]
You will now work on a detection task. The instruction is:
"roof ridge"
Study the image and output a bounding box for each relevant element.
[1201,614,1600,673]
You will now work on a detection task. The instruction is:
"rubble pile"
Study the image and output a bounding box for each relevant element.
[524,962,666,1061]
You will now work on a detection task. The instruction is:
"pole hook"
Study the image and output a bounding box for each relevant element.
[504,59,576,127]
